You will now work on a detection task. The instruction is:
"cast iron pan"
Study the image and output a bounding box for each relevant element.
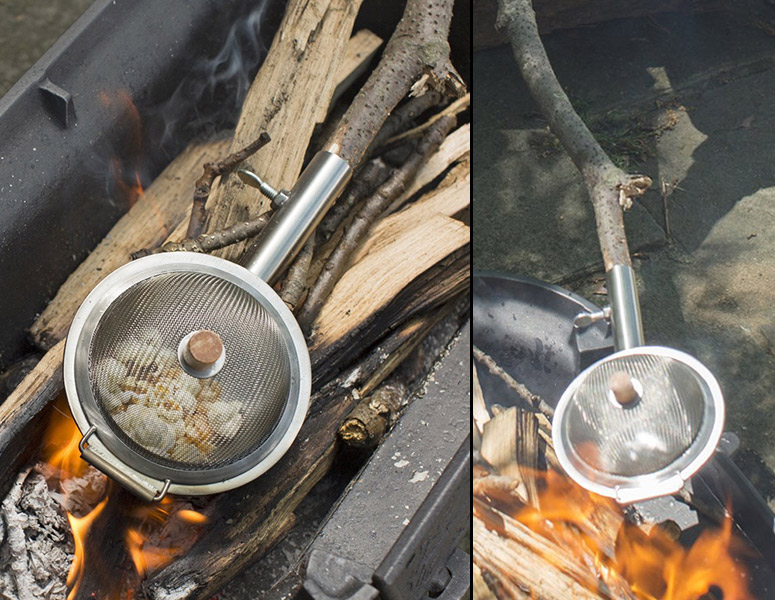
[473,270,775,593]
[472,270,613,409]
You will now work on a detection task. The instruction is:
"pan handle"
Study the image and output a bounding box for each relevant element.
[79,425,170,502]
[606,265,644,350]
[241,151,352,285]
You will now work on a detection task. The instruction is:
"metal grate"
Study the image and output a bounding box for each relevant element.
[565,354,706,477]
[88,271,292,470]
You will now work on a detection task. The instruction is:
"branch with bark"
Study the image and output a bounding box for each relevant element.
[186,132,271,238]
[279,233,315,311]
[324,0,464,168]
[132,213,271,259]
[496,0,651,270]
[317,158,392,241]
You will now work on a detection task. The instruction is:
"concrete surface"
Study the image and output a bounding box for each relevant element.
[0,0,93,97]
[473,9,775,505]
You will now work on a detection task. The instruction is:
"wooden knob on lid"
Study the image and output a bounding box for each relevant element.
[609,371,640,406]
[182,330,224,370]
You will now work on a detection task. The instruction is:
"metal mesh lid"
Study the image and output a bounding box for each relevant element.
[563,353,706,477]
[87,270,292,471]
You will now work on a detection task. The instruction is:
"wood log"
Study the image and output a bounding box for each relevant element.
[309,204,469,384]
[385,122,470,214]
[0,341,64,500]
[474,515,610,600]
[473,563,500,600]
[328,29,383,113]
[307,123,468,293]
[28,139,231,351]
[202,0,364,262]
[351,157,470,265]
[337,300,463,447]
[160,27,385,248]
[473,0,725,50]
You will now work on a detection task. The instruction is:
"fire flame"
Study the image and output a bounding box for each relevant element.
[41,398,208,598]
[125,496,209,578]
[66,496,108,599]
[478,465,754,599]
[99,89,170,241]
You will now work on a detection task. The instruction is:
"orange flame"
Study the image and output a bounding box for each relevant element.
[505,468,754,600]
[614,512,751,600]
[66,496,109,600]
[125,496,208,578]
[99,89,159,217]
[41,398,207,596]
[42,399,90,480]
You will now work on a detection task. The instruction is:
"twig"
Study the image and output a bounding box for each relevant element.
[298,114,457,335]
[338,381,406,448]
[324,0,464,167]
[337,297,463,448]
[382,93,471,149]
[659,177,683,240]
[363,91,443,158]
[317,158,392,241]
[186,131,271,238]
[472,344,555,419]
[496,0,650,270]
[131,213,271,259]
[279,233,315,311]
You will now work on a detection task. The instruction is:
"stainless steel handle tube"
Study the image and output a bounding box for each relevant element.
[606,264,645,350]
[242,151,352,284]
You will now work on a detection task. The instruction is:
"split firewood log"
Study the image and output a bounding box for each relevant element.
[196,0,366,261]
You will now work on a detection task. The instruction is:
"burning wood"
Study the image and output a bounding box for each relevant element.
[0,0,468,598]
[473,354,755,600]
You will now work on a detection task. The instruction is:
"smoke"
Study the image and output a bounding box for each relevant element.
[150,0,272,156]
[94,1,273,209]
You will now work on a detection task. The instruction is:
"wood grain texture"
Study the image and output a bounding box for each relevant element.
[353,158,469,264]
[202,0,364,262]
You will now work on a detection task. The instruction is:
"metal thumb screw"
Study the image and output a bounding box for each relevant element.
[573,306,611,330]
[237,168,289,208]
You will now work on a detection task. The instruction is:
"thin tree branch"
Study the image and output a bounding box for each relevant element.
[363,91,443,158]
[186,132,271,238]
[297,114,457,335]
[317,158,392,241]
[473,344,555,420]
[496,0,650,270]
[324,0,465,168]
[279,233,315,311]
[383,93,470,148]
[132,213,271,259]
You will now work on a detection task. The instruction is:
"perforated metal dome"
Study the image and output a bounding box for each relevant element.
[553,346,724,503]
[88,270,292,470]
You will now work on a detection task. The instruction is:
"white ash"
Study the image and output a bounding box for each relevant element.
[0,461,108,600]
[0,467,73,600]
